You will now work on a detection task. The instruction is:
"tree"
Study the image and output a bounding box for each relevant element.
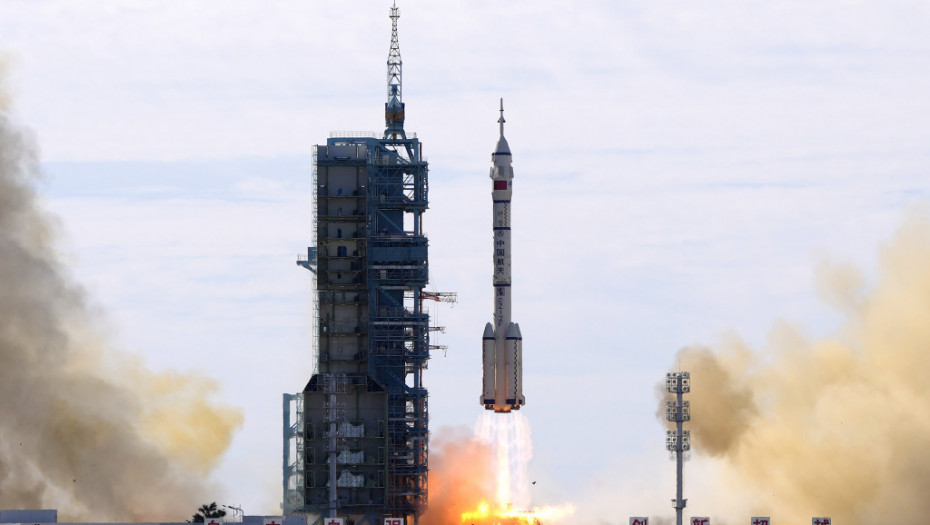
[189,502,227,523]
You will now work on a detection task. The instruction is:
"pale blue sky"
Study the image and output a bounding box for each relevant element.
[4,1,930,521]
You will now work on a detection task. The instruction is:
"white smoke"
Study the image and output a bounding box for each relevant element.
[0,65,242,521]
[664,207,930,524]
[475,412,534,510]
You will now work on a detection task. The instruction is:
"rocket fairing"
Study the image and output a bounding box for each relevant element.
[481,99,525,413]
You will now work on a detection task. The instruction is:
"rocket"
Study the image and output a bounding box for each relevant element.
[481,99,525,413]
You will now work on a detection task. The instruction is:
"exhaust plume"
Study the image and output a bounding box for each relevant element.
[0,69,242,520]
[474,412,533,510]
[665,208,930,524]
[420,427,495,525]
[423,418,574,524]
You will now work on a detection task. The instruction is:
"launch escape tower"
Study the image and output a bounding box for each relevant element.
[284,4,431,523]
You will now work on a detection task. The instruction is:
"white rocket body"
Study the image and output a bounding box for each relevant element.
[481,101,525,413]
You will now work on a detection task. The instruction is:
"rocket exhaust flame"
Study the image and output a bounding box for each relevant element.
[0,69,242,520]
[457,414,574,525]
[460,501,576,525]
[419,428,495,525]
[420,418,574,524]
[476,413,533,509]
[662,209,930,524]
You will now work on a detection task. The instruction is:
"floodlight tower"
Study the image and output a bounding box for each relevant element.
[666,371,691,525]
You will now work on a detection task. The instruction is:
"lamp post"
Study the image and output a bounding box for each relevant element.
[665,372,690,525]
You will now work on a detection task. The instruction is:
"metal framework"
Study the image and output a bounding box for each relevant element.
[285,134,430,524]
[386,2,402,108]
[285,5,432,522]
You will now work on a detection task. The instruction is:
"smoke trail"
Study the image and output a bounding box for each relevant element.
[663,208,930,524]
[0,69,242,520]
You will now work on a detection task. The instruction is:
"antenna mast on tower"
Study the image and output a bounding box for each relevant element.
[384,1,406,139]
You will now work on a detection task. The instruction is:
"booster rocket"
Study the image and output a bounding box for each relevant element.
[481,99,525,413]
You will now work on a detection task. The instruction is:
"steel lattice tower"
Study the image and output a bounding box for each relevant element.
[285,3,430,523]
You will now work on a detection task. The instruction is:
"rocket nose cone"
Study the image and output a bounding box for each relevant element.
[483,322,495,338]
[506,322,522,339]
[494,135,511,155]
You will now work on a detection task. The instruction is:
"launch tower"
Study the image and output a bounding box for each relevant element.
[284,4,430,523]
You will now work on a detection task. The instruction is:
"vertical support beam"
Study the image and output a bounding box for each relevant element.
[328,385,338,519]
[675,386,684,525]
[282,394,290,515]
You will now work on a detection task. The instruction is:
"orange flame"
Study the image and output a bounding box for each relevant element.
[460,500,576,524]
[422,421,574,525]
[460,501,492,521]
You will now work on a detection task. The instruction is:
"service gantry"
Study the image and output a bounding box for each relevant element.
[284,4,431,524]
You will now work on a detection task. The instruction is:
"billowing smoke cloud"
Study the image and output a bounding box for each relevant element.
[664,208,930,524]
[0,68,242,520]
[420,427,494,525]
